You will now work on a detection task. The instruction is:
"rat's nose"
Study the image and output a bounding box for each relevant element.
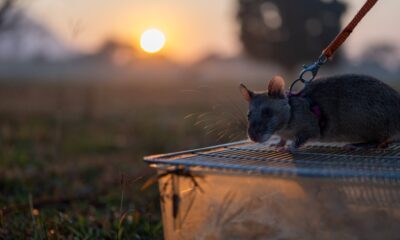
[249,135,259,142]
[248,129,262,143]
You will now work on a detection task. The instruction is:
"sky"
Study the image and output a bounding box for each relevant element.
[22,0,400,63]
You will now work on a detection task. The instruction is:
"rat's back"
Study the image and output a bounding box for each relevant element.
[303,74,400,142]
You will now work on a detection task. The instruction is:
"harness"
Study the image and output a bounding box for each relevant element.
[287,91,324,131]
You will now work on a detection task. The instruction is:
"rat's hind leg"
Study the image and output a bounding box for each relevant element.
[344,139,392,150]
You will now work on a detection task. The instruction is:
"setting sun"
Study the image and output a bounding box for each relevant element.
[140,28,166,53]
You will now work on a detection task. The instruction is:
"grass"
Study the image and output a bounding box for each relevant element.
[0,79,247,239]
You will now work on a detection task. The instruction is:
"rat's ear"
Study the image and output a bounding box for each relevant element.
[239,83,253,102]
[267,75,285,98]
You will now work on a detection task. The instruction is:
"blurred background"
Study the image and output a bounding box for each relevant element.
[0,0,399,238]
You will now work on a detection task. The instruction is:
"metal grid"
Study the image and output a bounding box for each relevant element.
[144,139,400,181]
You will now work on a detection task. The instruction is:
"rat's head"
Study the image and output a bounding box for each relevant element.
[240,76,290,143]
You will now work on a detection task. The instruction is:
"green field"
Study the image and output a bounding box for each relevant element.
[0,79,247,239]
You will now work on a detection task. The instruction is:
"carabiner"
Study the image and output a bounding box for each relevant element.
[289,54,327,95]
[299,54,327,83]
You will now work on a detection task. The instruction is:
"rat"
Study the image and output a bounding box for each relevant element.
[239,74,400,151]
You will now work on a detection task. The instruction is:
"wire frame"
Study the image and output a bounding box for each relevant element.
[144,140,400,181]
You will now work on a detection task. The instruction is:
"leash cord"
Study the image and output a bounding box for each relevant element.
[289,0,379,94]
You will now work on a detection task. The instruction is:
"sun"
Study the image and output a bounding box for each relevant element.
[140,28,166,53]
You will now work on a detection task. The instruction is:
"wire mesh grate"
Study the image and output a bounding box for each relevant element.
[144,139,400,181]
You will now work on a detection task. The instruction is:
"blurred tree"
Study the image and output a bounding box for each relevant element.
[0,0,21,32]
[0,0,15,28]
[237,0,346,69]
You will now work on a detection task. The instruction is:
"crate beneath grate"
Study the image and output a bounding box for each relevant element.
[144,139,400,240]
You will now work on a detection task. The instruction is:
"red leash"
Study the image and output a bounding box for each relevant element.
[323,0,378,59]
[289,0,379,94]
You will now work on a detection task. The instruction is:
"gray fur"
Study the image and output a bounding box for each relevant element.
[242,74,400,149]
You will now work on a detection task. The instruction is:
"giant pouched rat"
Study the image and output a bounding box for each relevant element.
[239,74,400,151]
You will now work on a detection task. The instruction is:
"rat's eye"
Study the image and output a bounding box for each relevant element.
[262,109,272,117]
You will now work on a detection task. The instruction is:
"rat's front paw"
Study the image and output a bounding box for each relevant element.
[276,146,287,152]
[276,146,297,153]
[287,146,298,153]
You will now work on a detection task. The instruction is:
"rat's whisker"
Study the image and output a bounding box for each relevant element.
[205,128,219,136]
[182,85,250,144]
[196,112,212,119]
[184,112,199,119]
[194,119,210,126]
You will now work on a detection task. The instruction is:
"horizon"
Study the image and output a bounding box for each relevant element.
[15,0,400,64]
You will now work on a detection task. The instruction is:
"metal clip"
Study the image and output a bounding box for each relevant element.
[289,54,328,94]
[299,54,327,83]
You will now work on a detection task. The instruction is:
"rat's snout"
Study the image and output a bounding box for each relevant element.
[248,129,271,143]
[247,121,260,142]
[247,125,271,143]
[248,130,261,142]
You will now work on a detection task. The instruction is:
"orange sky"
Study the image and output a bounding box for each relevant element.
[24,0,400,63]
